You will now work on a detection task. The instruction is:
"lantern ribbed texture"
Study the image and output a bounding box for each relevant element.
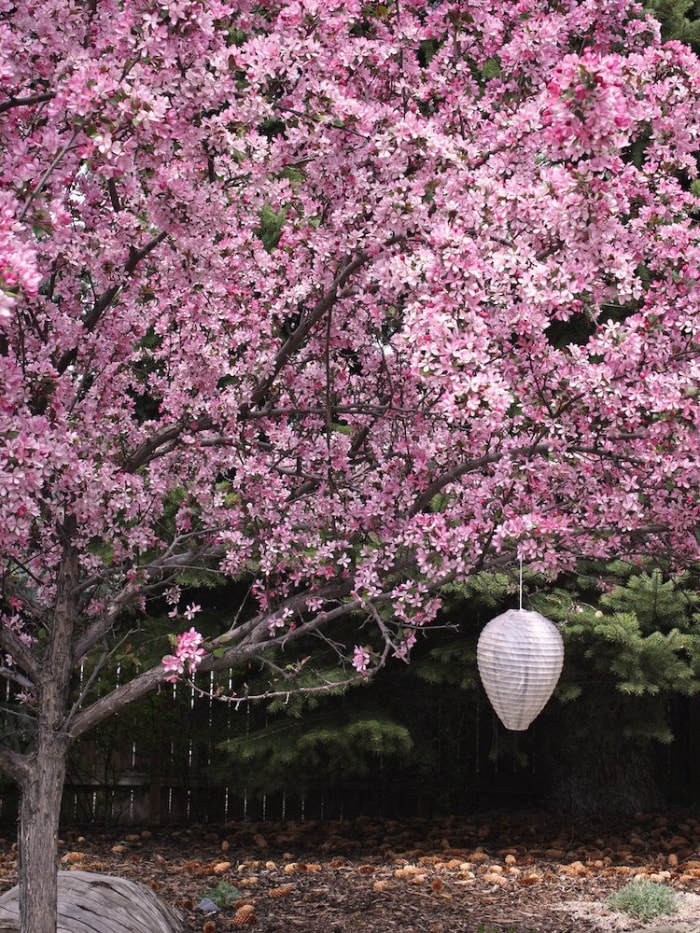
[477,608,564,731]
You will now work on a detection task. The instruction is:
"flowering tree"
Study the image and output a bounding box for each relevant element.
[1,0,700,929]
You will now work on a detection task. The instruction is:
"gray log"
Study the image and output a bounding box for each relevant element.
[0,871,183,933]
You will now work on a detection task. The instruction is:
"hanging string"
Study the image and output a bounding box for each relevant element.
[519,554,523,610]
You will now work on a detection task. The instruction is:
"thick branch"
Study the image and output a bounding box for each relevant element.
[67,665,166,739]
[0,748,32,785]
[410,443,550,515]
[0,91,56,114]
[0,628,41,683]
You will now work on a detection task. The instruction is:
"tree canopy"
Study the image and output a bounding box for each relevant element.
[1,1,700,927]
[2,0,699,705]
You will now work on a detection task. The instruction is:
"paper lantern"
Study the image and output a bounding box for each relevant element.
[477,608,564,731]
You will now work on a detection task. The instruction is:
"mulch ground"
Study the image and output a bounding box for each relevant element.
[1,809,700,932]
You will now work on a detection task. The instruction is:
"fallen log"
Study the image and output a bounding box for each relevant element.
[0,870,184,933]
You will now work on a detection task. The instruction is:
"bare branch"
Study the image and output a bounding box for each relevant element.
[184,669,371,709]
[67,665,166,739]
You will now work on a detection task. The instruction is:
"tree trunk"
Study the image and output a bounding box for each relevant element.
[11,532,78,933]
[540,700,665,814]
[17,734,68,933]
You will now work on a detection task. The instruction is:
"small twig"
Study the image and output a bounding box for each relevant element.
[19,125,80,222]
[184,670,371,709]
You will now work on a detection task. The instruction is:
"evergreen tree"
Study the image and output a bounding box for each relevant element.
[99,566,700,817]
[647,0,700,50]
[532,565,700,812]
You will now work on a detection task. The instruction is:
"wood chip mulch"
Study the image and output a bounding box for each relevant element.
[2,808,700,932]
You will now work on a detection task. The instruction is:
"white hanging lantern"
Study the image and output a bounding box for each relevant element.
[477,608,564,731]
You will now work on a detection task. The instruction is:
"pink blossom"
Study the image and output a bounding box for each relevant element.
[161,654,184,684]
[0,0,698,785]
[161,628,206,683]
[352,646,371,674]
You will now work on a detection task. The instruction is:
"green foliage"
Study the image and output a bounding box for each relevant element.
[646,0,700,49]
[607,879,678,920]
[424,569,530,691]
[413,636,478,691]
[212,568,528,809]
[210,563,700,811]
[481,56,501,80]
[526,564,700,811]
[199,880,243,908]
[532,566,700,745]
[216,700,413,795]
[418,38,440,67]
[77,562,700,817]
[441,569,518,610]
[256,203,286,251]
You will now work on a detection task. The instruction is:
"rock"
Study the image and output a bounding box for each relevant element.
[197,897,221,914]
[0,871,183,933]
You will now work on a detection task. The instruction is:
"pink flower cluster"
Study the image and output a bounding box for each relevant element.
[162,627,206,683]
[352,646,371,675]
[1,0,700,720]
[0,194,40,324]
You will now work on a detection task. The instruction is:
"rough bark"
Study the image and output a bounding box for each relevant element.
[13,536,78,933]
[17,736,69,933]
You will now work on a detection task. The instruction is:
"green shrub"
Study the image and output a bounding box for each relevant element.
[606,879,678,921]
[199,879,242,908]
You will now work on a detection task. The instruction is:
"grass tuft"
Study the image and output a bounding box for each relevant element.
[606,878,678,921]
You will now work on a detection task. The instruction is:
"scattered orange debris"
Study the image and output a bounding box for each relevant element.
[268,883,295,898]
[231,903,256,926]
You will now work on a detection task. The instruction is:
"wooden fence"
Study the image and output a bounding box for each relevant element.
[0,675,698,827]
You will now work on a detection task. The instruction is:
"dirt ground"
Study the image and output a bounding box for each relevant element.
[2,809,700,932]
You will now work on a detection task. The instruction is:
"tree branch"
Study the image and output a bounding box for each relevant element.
[0,747,32,785]
[55,231,169,375]
[245,241,405,412]
[121,414,213,472]
[185,669,371,708]
[19,126,80,223]
[0,91,56,114]
[409,442,551,515]
[72,540,223,660]
[0,628,41,684]
[67,666,166,739]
